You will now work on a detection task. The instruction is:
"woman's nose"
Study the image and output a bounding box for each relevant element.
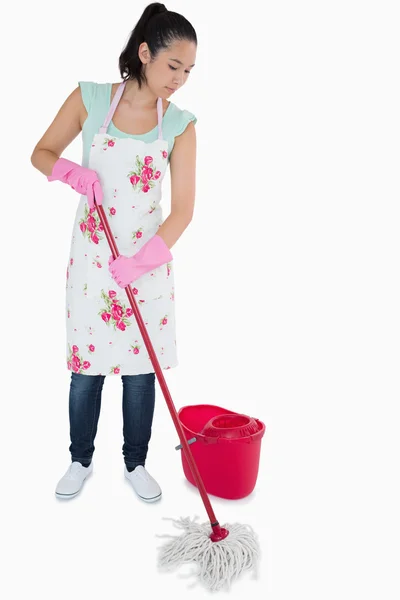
[173,73,184,85]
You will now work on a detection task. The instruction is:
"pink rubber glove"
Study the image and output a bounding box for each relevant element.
[109,235,172,288]
[47,158,103,209]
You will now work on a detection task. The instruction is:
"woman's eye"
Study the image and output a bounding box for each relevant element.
[169,65,191,74]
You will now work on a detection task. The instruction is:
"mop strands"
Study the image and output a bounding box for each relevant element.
[157,516,260,591]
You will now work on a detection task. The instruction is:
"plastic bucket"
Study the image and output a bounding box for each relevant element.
[177,404,266,499]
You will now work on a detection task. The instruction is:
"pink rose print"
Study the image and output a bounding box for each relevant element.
[98,223,104,231]
[116,320,126,331]
[132,228,143,243]
[109,207,116,216]
[103,137,117,148]
[87,216,96,233]
[88,344,95,353]
[148,202,156,214]
[67,344,91,374]
[111,303,123,320]
[79,205,104,244]
[126,308,133,317]
[110,365,120,375]
[130,344,141,355]
[159,315,168,330]
[132,288,138,295]
[167,262,172,277]
[144,166,153,179]
[91,255,102,269]
[128,155,161,193]
[161,150,168,159]
[99,290,131,331]
[130,175,140,186]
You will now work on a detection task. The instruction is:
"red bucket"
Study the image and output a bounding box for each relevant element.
[177,404,266,499]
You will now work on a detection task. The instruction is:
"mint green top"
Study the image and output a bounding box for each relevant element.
[78,81,197,168]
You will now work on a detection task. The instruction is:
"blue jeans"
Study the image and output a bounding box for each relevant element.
[68,371,156,469]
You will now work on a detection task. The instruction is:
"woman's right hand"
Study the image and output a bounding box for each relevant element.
[47,157,103,209]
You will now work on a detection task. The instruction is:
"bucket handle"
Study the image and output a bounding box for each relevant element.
[175,436,197,451]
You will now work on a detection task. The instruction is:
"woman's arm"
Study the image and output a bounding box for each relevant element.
[157,120,196,249]
[30,86,87,176]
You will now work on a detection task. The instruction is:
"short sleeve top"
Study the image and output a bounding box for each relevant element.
[78,81,197,167]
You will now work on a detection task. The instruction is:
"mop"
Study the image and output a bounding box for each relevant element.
[95,199,260,591]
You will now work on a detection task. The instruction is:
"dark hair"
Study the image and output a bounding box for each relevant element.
[118,3,197,88]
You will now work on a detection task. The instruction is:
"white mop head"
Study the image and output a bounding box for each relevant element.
[157,516,260,592]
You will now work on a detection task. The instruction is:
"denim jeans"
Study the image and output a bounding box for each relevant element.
[68,371,156,469]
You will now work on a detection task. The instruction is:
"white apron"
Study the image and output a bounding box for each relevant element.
[65,81,178,376]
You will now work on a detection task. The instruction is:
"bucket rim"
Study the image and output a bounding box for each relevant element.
[178,404,266,444]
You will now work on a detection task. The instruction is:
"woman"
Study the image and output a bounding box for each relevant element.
[30,2,197,502]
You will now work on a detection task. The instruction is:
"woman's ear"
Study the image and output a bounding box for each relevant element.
[138,42,151,65]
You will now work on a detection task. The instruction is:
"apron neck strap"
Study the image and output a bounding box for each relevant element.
[157,97,163,140]
[99,81,126,134]
[99,81,164,140]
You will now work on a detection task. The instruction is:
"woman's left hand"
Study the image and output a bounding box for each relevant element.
[108,254,135,288]
[108,235,173,289]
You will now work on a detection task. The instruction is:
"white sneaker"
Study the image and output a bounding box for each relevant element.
[55,462,93,499]
[124,465,162,502]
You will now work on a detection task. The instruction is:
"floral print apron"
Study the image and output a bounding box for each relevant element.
[65,81,177,376]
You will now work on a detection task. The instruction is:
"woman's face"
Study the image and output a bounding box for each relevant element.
[141,39,197,99]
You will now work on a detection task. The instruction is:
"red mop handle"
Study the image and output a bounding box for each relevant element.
[95,200,228,542]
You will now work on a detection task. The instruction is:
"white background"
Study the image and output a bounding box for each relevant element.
[1,0,400,598]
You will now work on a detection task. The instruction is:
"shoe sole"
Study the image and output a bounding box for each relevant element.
[137,492,162,503]
[55,471,92,499]
[124,474,162,502]
[55,490,81,500]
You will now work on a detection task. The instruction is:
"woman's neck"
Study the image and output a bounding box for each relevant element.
[122,79,157,109]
